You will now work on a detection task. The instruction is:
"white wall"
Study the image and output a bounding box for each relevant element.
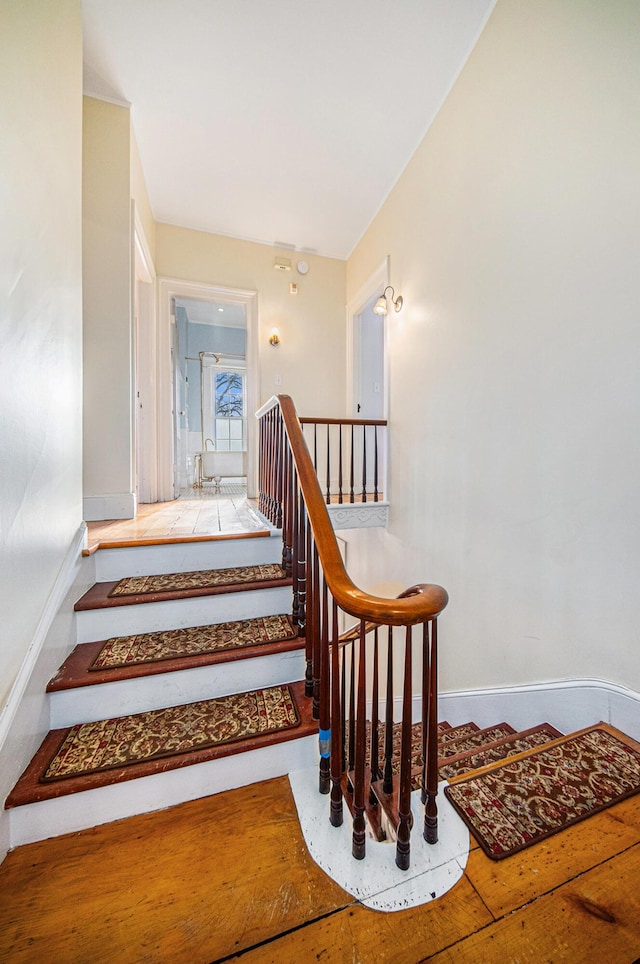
[0,0,83,713]
[346,0,640,694]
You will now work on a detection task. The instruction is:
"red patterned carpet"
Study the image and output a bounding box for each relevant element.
[445,725,640,859]
[90,614,297,670]
[42,685,299,781]
[109,563,287,597]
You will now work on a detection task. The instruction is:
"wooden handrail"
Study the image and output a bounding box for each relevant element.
[257,395,448,626]
[300,416,388,427]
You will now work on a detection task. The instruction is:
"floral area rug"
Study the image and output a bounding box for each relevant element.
[109,563,287,597]
[90,614,297,670]
[41,685,299,782]
[445,725,640,860]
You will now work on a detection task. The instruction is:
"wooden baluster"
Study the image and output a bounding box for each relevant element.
[260,412,268,518]
[296,492,306,631]
[304,516,313,696]
[349,424,355,503]
[312,541,321,720]
[424,619,439,845]
[258,415,264,515]
[319,577,331,794]
[352,620,367,859]
[348,637,355,772]
[325,423,331,504]
[275,413,284,529]
[421,619,428,805]
[396,625,413,871]
[313,423,318,471]
[369,627,381,807]
[268,409,276,523]
[330,598,343,827]
[271,409,279,525]
[341,637,347,773]
[281,442,292,573]
[338,424,343,503]
[373,425,379,502]
[291,466,299,624]
[362,424,368,503]
[383,626,394,794]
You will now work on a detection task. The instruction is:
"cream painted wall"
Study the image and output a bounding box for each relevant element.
[155,225,346,417]
[82,97,134,517]
[346,0,640,693]
[0,1,83,708]
[130,127,156,262]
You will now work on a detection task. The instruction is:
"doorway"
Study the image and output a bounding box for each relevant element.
[347,257,389,420]
[173,296,248,494]
[157,279,258,502]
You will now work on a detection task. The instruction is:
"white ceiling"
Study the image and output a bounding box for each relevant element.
[82,0,495,260]
[175,298,246,328]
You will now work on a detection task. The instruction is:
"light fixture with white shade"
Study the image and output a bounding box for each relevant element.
[373,285,403,315]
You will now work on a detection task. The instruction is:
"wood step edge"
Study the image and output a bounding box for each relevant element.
[83,529,272,555]
[6,681,314,809]
[74,574,292,612]
[48,631,305,691]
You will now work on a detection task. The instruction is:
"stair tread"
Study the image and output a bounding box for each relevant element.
[7,680,314,809]
[83,528,271,555]
[369,721,566,835]
[438,721,517,758]
[439,723,564,778]
[74,564,291,612]
[48,615,303,691]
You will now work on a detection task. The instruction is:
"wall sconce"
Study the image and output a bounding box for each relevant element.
[373,285,403,315]
[269,327,281,347]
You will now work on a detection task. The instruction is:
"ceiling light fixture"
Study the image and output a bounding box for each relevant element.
[373,285,403,316]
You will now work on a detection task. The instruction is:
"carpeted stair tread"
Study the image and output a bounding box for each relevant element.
[6,680,314,808]
[49,614,302,690]
[437,721,479,745]
[438,722,517,759]
[439,723,563,779]
[74,563,291,611]
[445,723,640,860]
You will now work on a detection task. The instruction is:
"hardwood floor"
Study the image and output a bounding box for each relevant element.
[85,485,267,552]
[1,775,639,962]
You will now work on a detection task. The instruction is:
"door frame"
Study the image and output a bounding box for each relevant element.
[133,205,157,505]
[157,277,258,501]
[346,256,389,419]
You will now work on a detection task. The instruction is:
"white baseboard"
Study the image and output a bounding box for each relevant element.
[83,492,137,521]
[370,676,640,746]
[437,677,640,744]
[0,524,93,863]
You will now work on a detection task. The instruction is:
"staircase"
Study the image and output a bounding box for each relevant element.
[339,718,564,845]
[5,525,575,856]
[5,531,318,846]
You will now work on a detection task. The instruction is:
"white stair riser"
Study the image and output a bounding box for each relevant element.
[50,649,306,727]
[9,734,318,847]
[94,535,282,581]
[75,585,293,643]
